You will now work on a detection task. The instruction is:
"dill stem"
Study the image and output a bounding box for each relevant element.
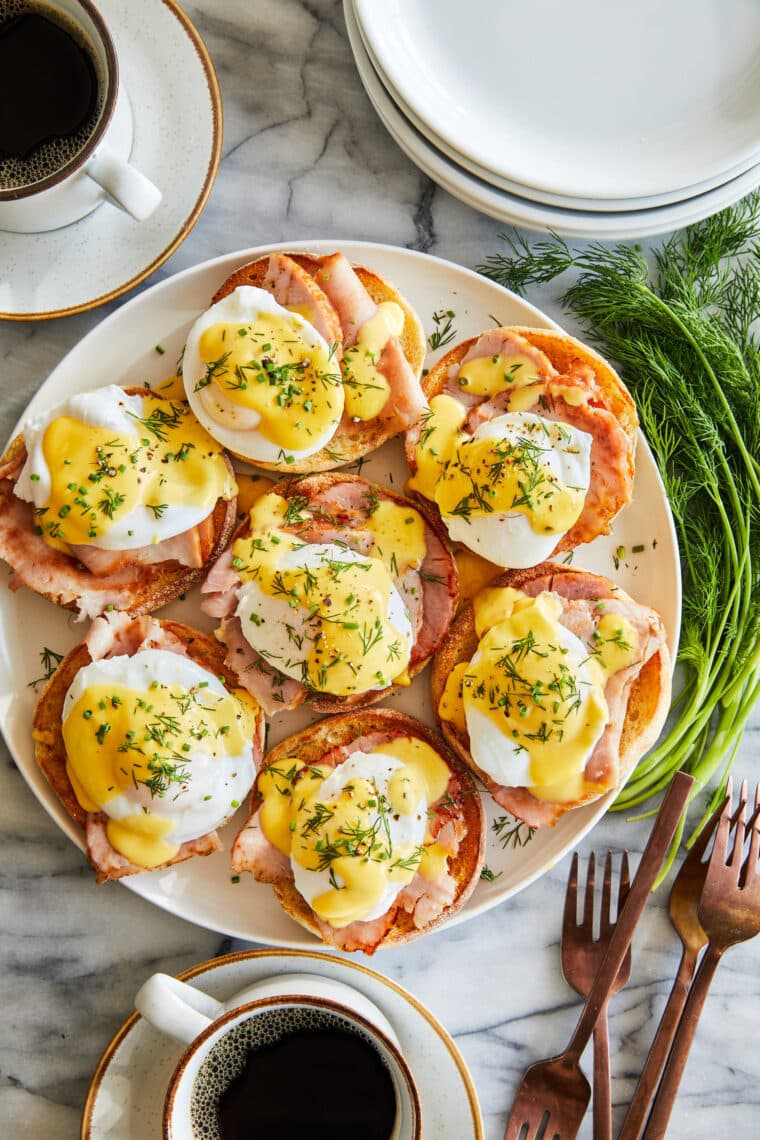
[644,285,760,501]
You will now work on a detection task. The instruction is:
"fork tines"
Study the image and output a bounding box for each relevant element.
[565,850,631,937]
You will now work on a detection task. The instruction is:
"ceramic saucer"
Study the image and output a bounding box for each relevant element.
[0,0,222,321]
[81,949,484,1139]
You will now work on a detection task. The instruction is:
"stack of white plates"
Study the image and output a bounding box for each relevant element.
[346,0,760,239]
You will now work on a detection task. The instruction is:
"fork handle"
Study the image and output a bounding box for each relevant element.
[641,944,723,1139]
[617,947,699,1140]
[593,1004,612,1140]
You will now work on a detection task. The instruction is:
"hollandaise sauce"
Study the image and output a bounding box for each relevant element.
[257,737,453,928]
[341,300,404,420]
[196,311,344,450]
[418,408,587,535]
[62,650,257,868]
[24,388,234,554]
[439,588,639,803]
[230,492,427,696]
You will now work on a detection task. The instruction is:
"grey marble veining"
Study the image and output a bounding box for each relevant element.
[1,2,759,1137]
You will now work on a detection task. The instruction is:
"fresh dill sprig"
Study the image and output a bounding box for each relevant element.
[479,193,760,879]
[28,646,65,689]
[492,816,536,849]
[428,308,457,350]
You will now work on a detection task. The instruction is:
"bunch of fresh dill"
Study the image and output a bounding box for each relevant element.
[478,193,760,868]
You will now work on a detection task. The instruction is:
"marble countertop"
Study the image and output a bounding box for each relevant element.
[1,2,758,1137]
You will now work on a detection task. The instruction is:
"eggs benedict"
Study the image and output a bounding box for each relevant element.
[0,386,237,619]
[405,327,638,568]
[183,251,427,473]
[231,709,486,953]
[432,564,671,826]
[33,612,265,881]
[201,473,458,714]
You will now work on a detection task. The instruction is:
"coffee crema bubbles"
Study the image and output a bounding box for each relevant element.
[0,1,104,190]
[190,1006,398,1140]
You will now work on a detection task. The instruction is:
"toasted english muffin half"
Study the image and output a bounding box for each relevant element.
[206,251,426,473]
[431,563,671,827]
[231,707,486,954]
[33,615,266,883]
[405,326,638,557]
[0,387,238,620]
[201,471,458,715]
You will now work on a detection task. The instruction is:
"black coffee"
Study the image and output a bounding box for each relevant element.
[190,1006,398,1140]
[0,1,103,190]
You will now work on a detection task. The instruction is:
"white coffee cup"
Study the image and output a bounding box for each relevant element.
[0,0,161,232]
[135,971,421,1140]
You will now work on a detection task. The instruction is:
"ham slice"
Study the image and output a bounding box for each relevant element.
[317,253,378,347]
[218,615,306,714]
[232,819,291,882]
[0,484,160,619]
[68,514,214,577]
[85,610,191,662]
[86,813,221,883]
[310,253,424,433]
[263,253,343,352]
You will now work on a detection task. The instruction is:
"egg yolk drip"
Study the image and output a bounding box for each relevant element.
[341,302,404,420]
[196,314,344,450]
[36,397,234,551]
[438,587,639,803]
[63,678,258,868]
[231,492,424,695]
[257,736,452,927]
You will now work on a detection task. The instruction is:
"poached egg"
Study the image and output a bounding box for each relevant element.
[15,386,235,553]
[62,648,258,868]
[229,492,417,697]
[411,404,592,569]
[182,286,344,465]
[438,586,639,803]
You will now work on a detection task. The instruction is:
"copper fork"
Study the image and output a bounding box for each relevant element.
[502,771,693,1140]
[561,851,631,1140]
[617,789,731,1140]
[641,781,760,1138]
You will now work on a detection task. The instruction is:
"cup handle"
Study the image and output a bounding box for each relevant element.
[134,973,225,1045]
[84,147,162,222]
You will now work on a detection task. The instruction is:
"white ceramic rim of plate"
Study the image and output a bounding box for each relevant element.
[352,1,760,214]
[345,1,760,239]
[0,0,222,322]
[80,948,485,1140]
[353,0,760,201]
[1,238,680,949]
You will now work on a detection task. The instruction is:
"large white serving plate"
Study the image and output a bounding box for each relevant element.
[345,1,760,240]
[0,241,680,948]
[355,0,760,201]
